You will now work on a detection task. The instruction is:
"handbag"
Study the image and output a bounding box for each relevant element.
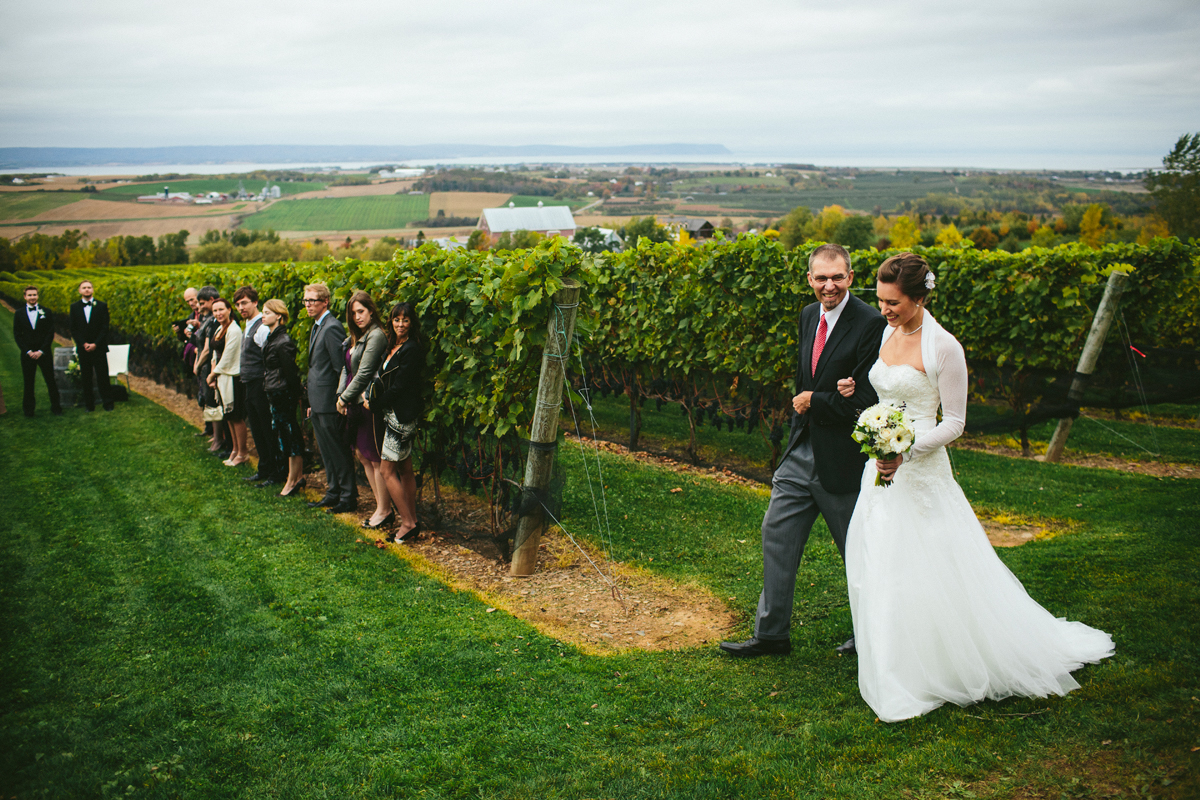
[203,385,225,422]
[364,375,384,407]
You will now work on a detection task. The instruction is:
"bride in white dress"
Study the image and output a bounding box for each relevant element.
[838,253,1114,723]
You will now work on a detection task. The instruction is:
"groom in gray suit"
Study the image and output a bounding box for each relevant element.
[721,243,886,658]
[304,283,357,513]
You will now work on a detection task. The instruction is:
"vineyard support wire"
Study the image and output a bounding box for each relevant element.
[520,294,621,596]
[1115,310,1162,456]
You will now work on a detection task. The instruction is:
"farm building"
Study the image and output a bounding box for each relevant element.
[478,204,576,244]
[659,216,715,239]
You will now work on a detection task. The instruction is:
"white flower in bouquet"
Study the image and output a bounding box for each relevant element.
[852,402,916,487]
[860,406,889,431]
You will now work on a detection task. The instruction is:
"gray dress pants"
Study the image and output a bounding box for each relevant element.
[312,411,356,504]
[754,437,859,641]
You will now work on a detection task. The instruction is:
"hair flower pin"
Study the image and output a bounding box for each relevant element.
[924,271,936,290]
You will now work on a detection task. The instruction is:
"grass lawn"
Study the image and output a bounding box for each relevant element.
[98,179,326,200]
[0,192,91,220]
[1,304,1197,798]
[240,195,431,231]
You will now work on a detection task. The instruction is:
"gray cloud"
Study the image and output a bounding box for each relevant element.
[1,0,1197,168]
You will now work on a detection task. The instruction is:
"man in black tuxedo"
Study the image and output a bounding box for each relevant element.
[13,285,62,417]
[721,244,886,658]
[69,280,114,411]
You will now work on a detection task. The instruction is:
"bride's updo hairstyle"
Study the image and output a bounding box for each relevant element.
[877,252,933,302]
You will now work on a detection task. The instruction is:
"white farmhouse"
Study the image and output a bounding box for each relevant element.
[478,203,576,245]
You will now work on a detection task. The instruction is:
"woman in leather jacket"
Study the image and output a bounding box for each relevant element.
[364,301,425,542]
[261,299,306,497]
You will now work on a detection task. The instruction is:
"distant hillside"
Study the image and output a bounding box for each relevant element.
[0,143,732,169]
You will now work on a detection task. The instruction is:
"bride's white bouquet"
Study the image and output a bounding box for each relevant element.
[852,403,916,486]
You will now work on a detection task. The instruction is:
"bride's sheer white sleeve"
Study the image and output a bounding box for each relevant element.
[909,333,968,458]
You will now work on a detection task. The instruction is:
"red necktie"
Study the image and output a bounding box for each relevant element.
[811,313,827,377]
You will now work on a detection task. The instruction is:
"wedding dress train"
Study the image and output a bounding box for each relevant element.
[845,318,1113,722]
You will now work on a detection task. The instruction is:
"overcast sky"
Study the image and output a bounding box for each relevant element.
[2,0,1198,169]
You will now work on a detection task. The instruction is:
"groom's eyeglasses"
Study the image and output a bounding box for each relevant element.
[811,274,849,285]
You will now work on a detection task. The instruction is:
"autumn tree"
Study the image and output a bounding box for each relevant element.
[969,226,998,250]
[889,216,920,249]
[1078,204,1111,248]
[1145,132,1200,239]
[935,224,965,247]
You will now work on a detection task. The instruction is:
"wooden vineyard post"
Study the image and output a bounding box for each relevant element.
[510,279,582,576]
[1044,269,1130,463]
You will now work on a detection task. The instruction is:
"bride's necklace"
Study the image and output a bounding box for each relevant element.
[899,309,924,336]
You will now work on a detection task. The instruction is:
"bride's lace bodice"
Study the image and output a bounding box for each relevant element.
[866,358,965,494]
[870,360,941,424]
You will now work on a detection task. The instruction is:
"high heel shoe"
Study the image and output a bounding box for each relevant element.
[395,522,422,543]
[279,478,307,498]
[362,511,396,530]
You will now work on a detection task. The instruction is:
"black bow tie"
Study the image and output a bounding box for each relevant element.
[83,301,92,306]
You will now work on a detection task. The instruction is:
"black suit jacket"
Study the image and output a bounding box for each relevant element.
[786,293,887,494]
[70,300,110,353]
[13,305,55,356]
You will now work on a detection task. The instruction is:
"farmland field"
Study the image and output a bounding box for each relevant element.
[0,191,91,220]
[240,194,431,231]
[691,172,962,214]
[507,194,590,209]
[98,178,326,199]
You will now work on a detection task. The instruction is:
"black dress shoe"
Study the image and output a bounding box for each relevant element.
[257,478,281,488]
[396,522,422,543]
[719,637,792,658]
[308,497,337,509]
[835,637,856,656]
[362,511,396,530]
[243,472,263,482]
[325,501,356,514]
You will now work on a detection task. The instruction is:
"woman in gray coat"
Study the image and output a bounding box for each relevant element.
[336,291,391,528]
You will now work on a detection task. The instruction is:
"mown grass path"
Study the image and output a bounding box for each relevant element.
[1,305,1197,798]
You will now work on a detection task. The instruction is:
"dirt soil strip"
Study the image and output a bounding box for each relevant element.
[123,370,737,654]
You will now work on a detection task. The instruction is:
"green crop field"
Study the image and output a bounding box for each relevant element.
[671,172,960,214]
[239,195,431,231]
[97,179,326,199]
[0,191,89,220]
[507,194,590,209]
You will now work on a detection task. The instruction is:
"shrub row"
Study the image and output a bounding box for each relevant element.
[5,237,1196,468]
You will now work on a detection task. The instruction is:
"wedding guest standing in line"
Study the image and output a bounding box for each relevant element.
[337,291,392,529]
[367,302,425,542]
[260,299,306,497]
[191,286,219,443]
[69,280,115,412]
[304,283,356,514]
[173,287,202,433]
[234,285,285,487]
[207,297,249,466]
[13,285,62,418]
